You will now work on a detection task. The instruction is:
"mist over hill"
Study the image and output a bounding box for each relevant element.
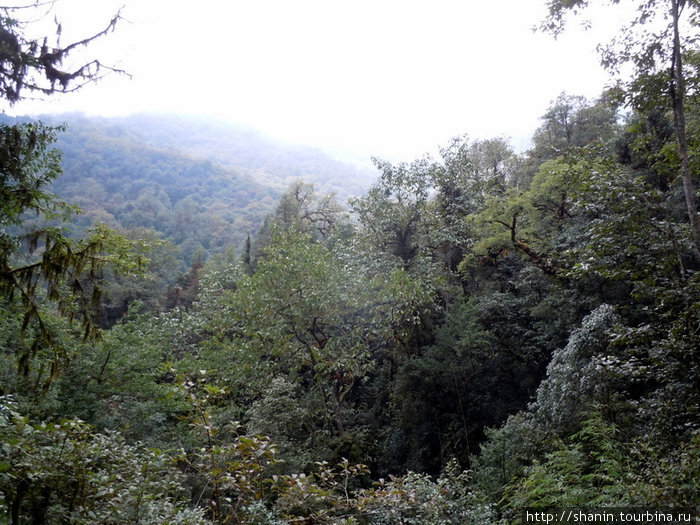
[1,113,377,264]
[55,113,377,200]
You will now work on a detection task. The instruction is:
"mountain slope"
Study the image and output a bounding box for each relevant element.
[56,113,377,201]
[2,113,377,263]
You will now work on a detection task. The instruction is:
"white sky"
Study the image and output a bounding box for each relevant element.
[8,0,629,163]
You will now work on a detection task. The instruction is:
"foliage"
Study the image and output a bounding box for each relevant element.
[472,411,548,503]
[273,458,370,524]
[49,303,187,442]
[245,376,314,472]
[213,226,434,464]
[0,396,210,525]
[501,418,700,519]
[383,298,495,472]
[626,430,700,507]
[173,373,283,524]
[531,93,619,161]
[465,154,595,276]
[86,113,377,200]
[503,414,635,520]
[541,0,700,249]
[251,181,347,268]
[0,121,148,393]
[356,459,502,525]
[3,0,700,520]
[98,227,180,326]
[350,155,435,270]
[38,113,281,267]
[534,304,620,432]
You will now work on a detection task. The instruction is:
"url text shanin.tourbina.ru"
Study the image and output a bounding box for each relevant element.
[523,508,697,524]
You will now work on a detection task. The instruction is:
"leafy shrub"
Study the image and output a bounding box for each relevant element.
[0,396,210,525]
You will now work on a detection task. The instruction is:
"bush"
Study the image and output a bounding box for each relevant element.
[0,397,210,525]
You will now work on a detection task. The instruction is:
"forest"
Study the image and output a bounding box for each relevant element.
[1,1,699,524]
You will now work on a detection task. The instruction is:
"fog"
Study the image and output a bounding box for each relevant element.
[10,0,629,162]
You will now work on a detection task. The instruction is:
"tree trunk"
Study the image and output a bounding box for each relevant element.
[670,0,700,252]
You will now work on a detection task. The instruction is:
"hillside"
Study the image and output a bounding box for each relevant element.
[1,113,376,264]
[54,113,377,201]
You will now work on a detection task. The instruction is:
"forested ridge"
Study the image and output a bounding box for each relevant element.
[1,1,699,524]
[1,112,376,260]
[41,112,377,200]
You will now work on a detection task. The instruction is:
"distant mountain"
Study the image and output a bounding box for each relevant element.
[55,113,377,201]
[1,113,377,264]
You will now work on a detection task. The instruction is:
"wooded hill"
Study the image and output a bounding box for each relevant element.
[84,113,377,199]
[1,113,376,266]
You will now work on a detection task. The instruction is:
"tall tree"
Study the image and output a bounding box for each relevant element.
[350,157,434,269]
[531,92,619,161]
[0,3,134,392]
[541,0,700,250]
[0,122,143,392]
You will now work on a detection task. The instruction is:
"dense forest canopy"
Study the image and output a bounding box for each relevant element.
[1,1,699,524]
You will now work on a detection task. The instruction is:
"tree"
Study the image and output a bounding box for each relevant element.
[0,5,137,393]
[234,228,379,440]
[0,2,125,106]
[0,122,144,393]
[386,299,496,472]
[350,156,435,269]
[250,181,345,270]
[431,136,523,275]
[531,92,619,160]
[541,0,700,250]
[274,181,344,239]
[350,140,521,294]
[465,155,588,277]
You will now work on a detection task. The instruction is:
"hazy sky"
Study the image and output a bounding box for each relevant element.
[9,0,628,163]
